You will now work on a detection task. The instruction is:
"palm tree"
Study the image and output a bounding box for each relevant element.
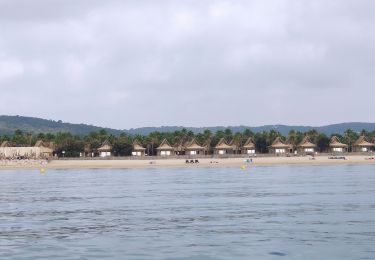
[343,129,359,152]
[232,132,243,154]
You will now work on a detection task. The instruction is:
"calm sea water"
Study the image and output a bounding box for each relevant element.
[1,165,375,259]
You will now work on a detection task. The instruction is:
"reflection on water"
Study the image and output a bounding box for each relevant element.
[1,165,375,259]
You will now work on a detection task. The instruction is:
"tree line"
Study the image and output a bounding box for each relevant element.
[1,128,374,157]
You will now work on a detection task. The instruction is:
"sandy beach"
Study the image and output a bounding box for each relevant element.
[1,155,375,170]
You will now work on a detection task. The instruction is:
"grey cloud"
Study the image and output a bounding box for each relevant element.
[0,0,374,128]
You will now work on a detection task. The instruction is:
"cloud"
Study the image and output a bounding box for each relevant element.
[0,58,24,80]
[0,0,374,128]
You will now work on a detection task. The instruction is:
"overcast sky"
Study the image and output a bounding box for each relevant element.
[0,0,374,129]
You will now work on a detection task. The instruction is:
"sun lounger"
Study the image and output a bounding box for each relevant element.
[329,156,346,160]
[195,159,199,163]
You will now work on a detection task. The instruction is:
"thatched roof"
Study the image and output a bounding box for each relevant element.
[185,138,204,150]
[33,140,55,150]
[214,138,234,150]
[269,137,290,148]
[242,137,255,149]
[98,140,112,151]
[156,139,174,150]
[298,136,317,148]
[133,139,146,151]
[329,136,348,148]
[47,142,56,150]
[0,141,13,147]
[34,140,44,147]
[353,136,375,147]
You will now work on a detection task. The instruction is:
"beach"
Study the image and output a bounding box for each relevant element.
[1,155,375,170]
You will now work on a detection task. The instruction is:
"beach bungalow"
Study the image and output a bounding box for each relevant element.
[297,136,317,155]
[268,137,290,155]
[242,137,256,155]
[185,138,205,156]
[352,135,374,152]
[329,136,348,153]
[98,140,112,157]
[0,140,53,159]
[214,138,234,155]
[34,140,54,158]
[132,140,146,156]
[156,139,174,156]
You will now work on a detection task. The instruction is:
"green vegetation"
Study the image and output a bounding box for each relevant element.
[1,115,375,136]
[0,115,122,136]
[1,128,374,157]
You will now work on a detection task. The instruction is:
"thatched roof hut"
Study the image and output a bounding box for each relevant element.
[242,137,256,154]
[98,140,112,157]
[34,140,54,156]
[329,136,348,153]
[269,137,290,154]
[132,139,146,156]
[298,136,317,148]
[297,136,317,154]
[270,137,289,147]
[185,138,205,155]
[157,139,173,150]
[352,135,374,152]
[214,138,234,155]
[329,136,348,148]
[133,139,145,150]
[98,140,112,152]
[156,139,174,156]
[243,137,255,149]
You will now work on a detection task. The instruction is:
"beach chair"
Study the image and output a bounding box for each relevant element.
[190,159,194,163]
[195,159,199,163]
[186,160,189,164]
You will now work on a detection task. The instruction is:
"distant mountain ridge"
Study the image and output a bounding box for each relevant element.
[126,123,375,136]
[1,115,375,136]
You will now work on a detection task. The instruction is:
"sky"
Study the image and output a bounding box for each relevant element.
[0,0,374,129]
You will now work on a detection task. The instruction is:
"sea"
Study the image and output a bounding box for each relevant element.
[1,165,375,259]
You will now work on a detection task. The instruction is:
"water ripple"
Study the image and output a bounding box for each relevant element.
[0,165,375,259]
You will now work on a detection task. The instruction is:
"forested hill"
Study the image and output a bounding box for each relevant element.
[1,115,375,136]
[0,115,123,136]
[127,123,375,136]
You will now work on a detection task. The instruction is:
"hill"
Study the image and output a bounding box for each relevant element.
[128,123,375,136]
[0,115,123,136]
[1,115,375,136]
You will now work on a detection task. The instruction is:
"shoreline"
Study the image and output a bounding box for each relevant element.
[1,155,375,170]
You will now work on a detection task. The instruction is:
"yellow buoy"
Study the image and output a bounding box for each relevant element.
[241,165,247,170]
[39,168,46,174]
